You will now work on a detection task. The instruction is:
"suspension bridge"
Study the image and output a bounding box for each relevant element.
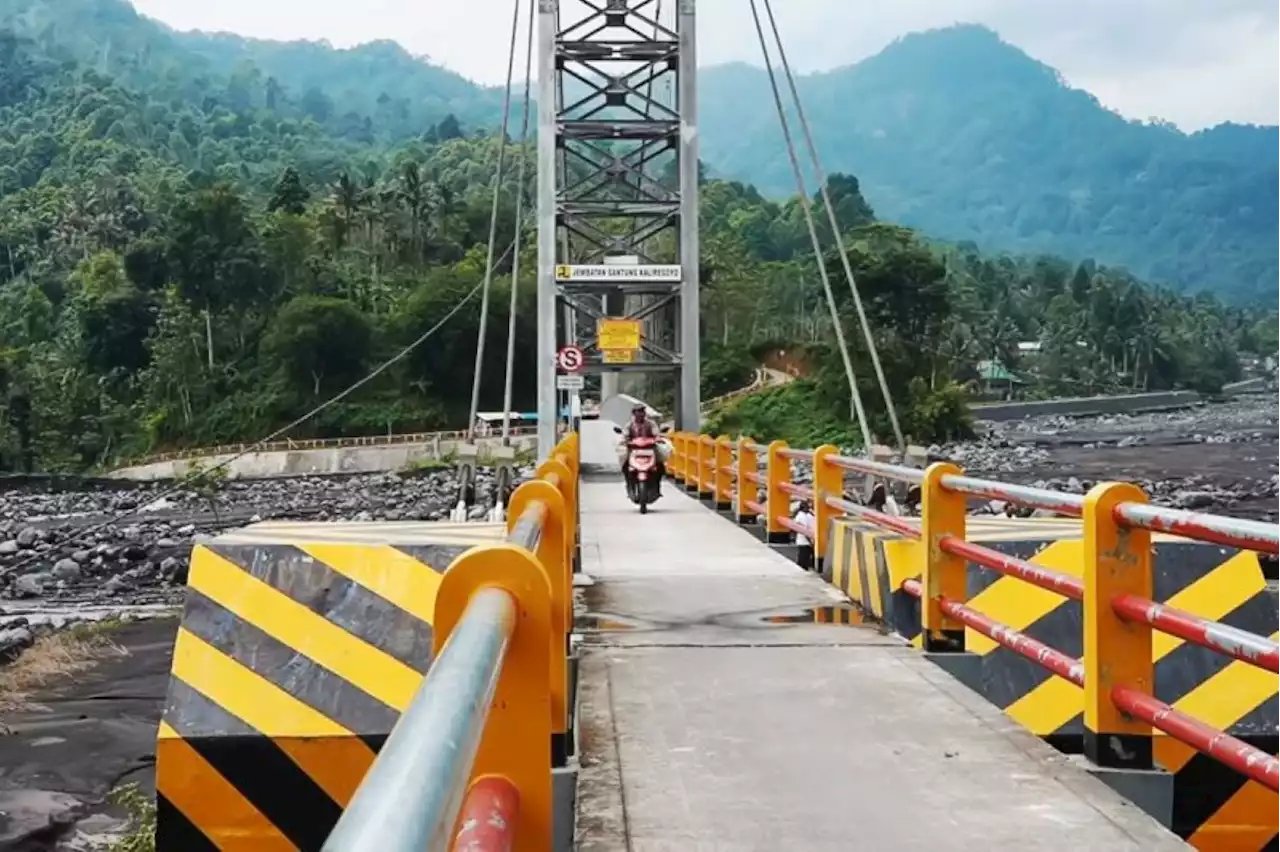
[145,2,1278,851]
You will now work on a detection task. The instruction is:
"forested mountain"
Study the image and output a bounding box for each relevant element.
[0,0,503,143]
[0,3,1273,472]
[1,2,1274,302]
[699,25,1279,303]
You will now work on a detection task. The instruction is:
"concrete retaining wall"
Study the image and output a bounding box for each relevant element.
[972,391,1201,422]
[1223,377,1272,395]
[106,436,536,481]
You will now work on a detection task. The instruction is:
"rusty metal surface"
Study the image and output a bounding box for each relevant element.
[453,776,520,852]
[823,496,921,539]
[1111,685,1279,792]
[903,579,1086,687]
[940,535,1084,600]
[1111,593,1280,673]
[1115,502,1280,554]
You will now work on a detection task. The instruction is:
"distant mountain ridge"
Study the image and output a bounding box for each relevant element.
[0,0,505,139]
[1,1,1274,301]
[698,25,1278,303]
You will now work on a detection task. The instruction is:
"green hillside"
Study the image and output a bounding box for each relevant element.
[2,4,1274,302]
[0,0,503,143]
[0,3,1272,473]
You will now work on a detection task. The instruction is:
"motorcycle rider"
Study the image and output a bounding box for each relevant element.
[617,403,666,487]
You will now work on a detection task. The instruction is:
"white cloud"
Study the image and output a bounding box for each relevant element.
[129,0,1278,130]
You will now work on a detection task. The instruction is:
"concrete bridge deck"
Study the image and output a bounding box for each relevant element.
[572,478,1187,850]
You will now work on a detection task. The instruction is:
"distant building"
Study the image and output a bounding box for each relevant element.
[975,360,1025,399]
[472,412,537,436]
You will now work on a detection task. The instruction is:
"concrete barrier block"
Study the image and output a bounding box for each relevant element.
[553,764,578,852]
[155,520,507,849]
[1070,756,1175,830]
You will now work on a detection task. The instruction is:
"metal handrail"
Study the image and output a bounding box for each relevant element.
[322,587,517,852]
[828,453,923,484]
[322,431,578,852]
[666,429,1280,793]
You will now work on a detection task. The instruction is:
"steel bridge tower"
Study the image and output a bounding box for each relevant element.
[536,0,701,458]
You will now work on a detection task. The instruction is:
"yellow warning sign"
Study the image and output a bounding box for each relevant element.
[597,318,642,351]
[602,350,634,364]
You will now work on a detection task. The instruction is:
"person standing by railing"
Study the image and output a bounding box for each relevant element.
[793,499,815,571]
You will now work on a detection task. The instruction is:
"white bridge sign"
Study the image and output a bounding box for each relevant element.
[555,264,682,282]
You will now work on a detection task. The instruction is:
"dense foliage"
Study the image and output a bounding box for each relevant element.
[700,24,1279,303]
[700,188,1271,448]
[0,0,502,144]
[0,8,1273,471]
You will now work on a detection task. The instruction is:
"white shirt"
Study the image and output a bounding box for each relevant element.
[794,510,815,546]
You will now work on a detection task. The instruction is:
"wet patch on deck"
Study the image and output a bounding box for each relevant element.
[576,581,893,647]
[752,604,870,626]
[574,612,652,633]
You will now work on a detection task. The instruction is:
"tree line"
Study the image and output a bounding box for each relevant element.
[0,28,1273,471]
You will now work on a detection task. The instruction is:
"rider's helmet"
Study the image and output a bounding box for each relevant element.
[631,403,646,419]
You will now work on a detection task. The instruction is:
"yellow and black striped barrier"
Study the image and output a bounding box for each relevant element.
[156,434,579,850]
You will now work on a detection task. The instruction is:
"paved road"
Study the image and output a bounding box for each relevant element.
[0,619,177,850]
[573,479,1188,851]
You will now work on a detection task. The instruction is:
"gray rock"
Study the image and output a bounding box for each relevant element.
[12,573,47,597]
[51,558,82,582]
[1174,491,1217,510]
[0,626,34,657]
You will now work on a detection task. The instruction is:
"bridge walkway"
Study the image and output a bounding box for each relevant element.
[572,477,1185,850]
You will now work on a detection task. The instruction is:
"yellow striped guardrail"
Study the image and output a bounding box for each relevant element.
[320,432,578,852]
[668,431,1279,850]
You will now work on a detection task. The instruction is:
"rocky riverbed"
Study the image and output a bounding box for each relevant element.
[932,393,1279,521]
[2,396,1277,652]
[0,465,528,659]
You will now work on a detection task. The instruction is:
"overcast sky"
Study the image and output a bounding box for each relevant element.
[130,0,1278,131]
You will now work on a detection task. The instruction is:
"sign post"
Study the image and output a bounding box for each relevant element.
[556,345,585,374]
[555,345,585,436]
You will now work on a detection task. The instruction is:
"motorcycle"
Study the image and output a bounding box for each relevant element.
[613,426,664,513]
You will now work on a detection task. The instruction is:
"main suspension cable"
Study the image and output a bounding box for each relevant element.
[747,0,873,451]
[499,0,537,444]
[760,0,905,452]
[466,0,524,440]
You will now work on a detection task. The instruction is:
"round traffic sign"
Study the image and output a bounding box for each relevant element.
[556,345,585,373]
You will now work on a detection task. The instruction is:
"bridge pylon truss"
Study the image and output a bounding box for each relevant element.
[536,0,701,457]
